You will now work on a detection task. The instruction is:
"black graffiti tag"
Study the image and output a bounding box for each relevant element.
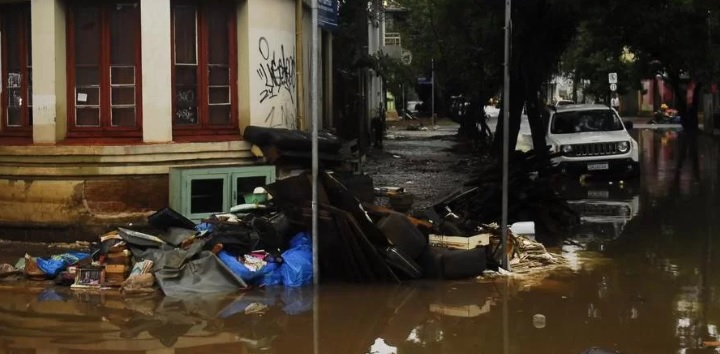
[264,100,297,129]
[257,37,297,104]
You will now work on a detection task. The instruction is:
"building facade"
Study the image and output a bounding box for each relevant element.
[0,0,333,239]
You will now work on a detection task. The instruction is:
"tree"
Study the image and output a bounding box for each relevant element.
[397,0,590,161]
[396,0,503,138]
[396,0,720,161]
[492,0,585,159]
[577,0,720,129]
[559,25,639,104]
[332,0,383,151]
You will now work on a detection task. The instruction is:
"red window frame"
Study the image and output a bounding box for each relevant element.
[66,0,143,139]
[0,3,32,140]
[170,0,239,140]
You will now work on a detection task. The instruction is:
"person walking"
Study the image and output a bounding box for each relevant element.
[674,105,700,181]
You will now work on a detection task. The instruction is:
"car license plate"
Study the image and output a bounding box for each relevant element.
[587,190,610,198]
[587,162,609,171]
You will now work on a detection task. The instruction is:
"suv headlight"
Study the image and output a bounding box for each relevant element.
[561,145,573,154]
[617,141,630,153]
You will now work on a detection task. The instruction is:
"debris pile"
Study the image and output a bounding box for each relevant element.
[0,128,577,293]
[431,148,580,236]
[0,170,505,293]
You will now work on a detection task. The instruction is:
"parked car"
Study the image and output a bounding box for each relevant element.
[406,100,423,114]
[544,104,639,177]
[554,99,575,106]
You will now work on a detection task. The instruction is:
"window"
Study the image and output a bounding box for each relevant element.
[551,110,624,134]
[67,1,142,138]
[384,33,401,47]
[0,4,32,137]
[171,0,238,137]
[169,165,276,221]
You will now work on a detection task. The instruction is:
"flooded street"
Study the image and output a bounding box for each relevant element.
[1,126,720,354]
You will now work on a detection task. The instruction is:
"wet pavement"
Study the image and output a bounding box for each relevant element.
[1,125,720,354]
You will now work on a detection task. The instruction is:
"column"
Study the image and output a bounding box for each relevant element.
[140,0,173,142]
[31,0,66,143]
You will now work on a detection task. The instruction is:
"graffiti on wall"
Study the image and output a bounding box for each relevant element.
[256,36,297,129]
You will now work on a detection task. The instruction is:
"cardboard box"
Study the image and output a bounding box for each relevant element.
[428,233,491,250]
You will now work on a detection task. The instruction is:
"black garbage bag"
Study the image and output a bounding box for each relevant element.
[246,212,292,255]
[242,125,342,153]
[202,221,260,256]
[147,207,197,231]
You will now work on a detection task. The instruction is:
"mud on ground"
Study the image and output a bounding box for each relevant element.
[363,118,489,211]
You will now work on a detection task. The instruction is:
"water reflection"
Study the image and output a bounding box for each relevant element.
[0,282,509,354]
[555,179,641,251]
[0,286,313,353]
[552,128,720,353]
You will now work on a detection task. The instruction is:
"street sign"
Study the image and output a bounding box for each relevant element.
[401,50,412,65]
[610,83,617,92]
[608,72,618,84]
[318,0,338,31]
[417,76,431,85]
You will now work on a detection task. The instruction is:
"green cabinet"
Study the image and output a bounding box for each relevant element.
[169,165,276,221]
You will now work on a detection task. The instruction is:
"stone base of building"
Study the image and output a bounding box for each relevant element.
[0,141,256,242]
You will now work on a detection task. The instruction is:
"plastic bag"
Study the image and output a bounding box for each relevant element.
[258,262,283,287]
[195,222,215,233]
[289,232,312,249]
[218,250,278,286]
[36,252,90,278]
[280,232,313,287]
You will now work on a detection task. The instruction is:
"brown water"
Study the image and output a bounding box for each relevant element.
[1,128,719,354]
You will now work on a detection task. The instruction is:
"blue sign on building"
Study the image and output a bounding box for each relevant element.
[417,76,432,85]
[318,0,338,31]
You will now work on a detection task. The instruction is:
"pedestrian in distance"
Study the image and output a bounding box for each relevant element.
[674,106,700,181]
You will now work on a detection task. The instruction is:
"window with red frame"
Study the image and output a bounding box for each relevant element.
[67,1,141,138]
[0,4,32,137]
[172,0,238,136]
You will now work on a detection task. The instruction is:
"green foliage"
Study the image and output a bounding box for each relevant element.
[338,0,720,148]
[395,0,502,108]
[560,25,639,100]
[369,52,416,105]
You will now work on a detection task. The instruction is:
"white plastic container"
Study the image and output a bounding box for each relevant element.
[533,314,546,329]
[510,221,535,236]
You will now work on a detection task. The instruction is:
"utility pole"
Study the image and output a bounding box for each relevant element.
[310,0,319,285]
[402,84,406,119]
[501,10,512,354]
[501,0,511,271]
[431,58,435,127]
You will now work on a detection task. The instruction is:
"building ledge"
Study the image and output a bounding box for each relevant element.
[0,140,257,177]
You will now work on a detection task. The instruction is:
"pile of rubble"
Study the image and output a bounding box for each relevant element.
[430,148,580,236]
[0,130,577,295]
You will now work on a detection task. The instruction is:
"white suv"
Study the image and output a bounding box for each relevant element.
[544,104,639,177]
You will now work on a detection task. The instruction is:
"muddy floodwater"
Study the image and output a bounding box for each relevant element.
[1,125,719,354]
